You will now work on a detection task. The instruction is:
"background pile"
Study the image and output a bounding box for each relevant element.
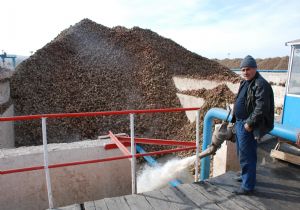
[11,19,239,146]
[216,56,289,70]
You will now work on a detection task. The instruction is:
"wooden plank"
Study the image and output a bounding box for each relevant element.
[59,163,300,210]
[124,194,153,210]
[51,204,81,210]
[94,199,109,210]
[84,201,96,210]
[270,149,300,165]
[190,182,246,210]
[104,197,130,210]
[207,172,266,210]
[142,189,172,209]
[207,183,265,210]
[194,182,266,210]
[207,171,240,193]
[253,165,300,210]
[177,184,222,210]
[160,186,199,209]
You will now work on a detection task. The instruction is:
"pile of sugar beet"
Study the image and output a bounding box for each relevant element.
[10,19,239,148]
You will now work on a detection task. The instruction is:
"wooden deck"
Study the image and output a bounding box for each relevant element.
[59,162,300,210]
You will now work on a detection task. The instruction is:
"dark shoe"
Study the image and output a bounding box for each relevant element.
[232,188,254,195]
[232,175,242,182]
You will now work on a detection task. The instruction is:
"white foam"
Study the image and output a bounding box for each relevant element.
[137,155,196,193]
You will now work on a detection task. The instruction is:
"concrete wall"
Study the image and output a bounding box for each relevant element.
[0,139,131,210]
[212,124,240,177]
[213,140,240,177]
[173,77,239,122]
[173,75,286,110]
[0,81,10,104]
[0,74,15,148]
[235,71,287,85]
[0,105,15,148]
[234,71,287,107]
[173,77,239,94]
[176,93,204,123]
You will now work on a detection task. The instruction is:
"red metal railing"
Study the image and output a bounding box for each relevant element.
[1,134,196,175]
[0,107,201,209]
[0,107,200,174]
[0,107,199,122]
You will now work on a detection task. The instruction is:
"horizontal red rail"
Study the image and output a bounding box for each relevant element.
[0,107,200,122]
[136,146,196,158]
[118,137,196,146]
[1,146,196,175]
[104,137,195,150]
[105,142,131,150]
[0,108,200,175]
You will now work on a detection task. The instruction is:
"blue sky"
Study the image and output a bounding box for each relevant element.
[1,0,300,58]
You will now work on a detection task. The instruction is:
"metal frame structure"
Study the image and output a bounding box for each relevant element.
[0,107,201,209]
[0,52,17,68]
[282,40,300,128]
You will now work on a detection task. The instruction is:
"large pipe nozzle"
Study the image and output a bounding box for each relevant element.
[198,122,235,159]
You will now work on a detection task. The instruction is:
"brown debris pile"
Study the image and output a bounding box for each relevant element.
[256,56,289,70]
[176,85,236,154]
[11,19,239,146]
[216,56,289,70]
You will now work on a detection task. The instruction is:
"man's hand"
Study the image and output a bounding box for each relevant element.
[244,123,253,132]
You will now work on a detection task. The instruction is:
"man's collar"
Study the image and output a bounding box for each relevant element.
[254,71,260,79]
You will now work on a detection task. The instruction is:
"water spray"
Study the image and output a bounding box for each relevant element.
[137,117,235,193]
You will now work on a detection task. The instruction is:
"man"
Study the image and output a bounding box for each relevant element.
[231,55,274,195]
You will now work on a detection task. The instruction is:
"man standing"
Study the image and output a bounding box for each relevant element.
[232,55,274,195]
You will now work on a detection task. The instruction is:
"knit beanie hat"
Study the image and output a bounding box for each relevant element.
[240,55,257,68]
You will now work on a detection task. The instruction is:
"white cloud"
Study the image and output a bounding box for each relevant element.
[156,0,300,58]
[1,0,299,58]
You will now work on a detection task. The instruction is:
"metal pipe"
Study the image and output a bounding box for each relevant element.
[130,113,137,194]
[195,109,200,182]
[198,145,218,159]
[136,145,158,167]
[42,118,54,209]
[270,123,298,143]
[201,108,232,180]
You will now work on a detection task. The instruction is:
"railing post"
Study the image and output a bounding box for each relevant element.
[130,113,137,194]
[42,117,54,209]
[195,109,200,182]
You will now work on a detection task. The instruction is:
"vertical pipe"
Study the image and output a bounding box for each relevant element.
[42,118,54,209]
[194,109,200,182]
[130,113,137,194]
[200,112,213,180]
[200,108,232,180]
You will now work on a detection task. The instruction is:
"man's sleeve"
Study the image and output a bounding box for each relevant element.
[245,82,266,127]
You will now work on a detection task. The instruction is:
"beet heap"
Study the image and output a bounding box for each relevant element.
[11,19,239,146]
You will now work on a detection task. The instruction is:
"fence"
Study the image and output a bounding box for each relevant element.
[0,107,201,209]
